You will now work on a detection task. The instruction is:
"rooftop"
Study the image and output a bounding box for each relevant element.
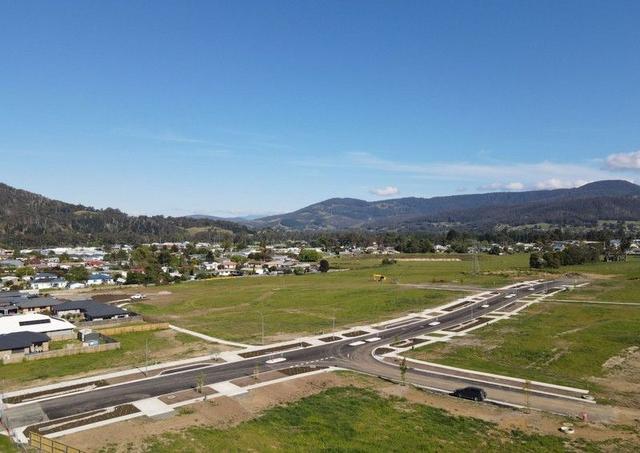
[0,331,50,351]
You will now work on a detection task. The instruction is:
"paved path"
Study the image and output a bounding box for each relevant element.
[168,324,250,348]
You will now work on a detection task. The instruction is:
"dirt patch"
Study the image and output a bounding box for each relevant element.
[591,346,640,407]
[342,330,369,338]
[4,380,108,404]
[26,404,139,437]
[238,342,311,358]
[232,370,287,387]
[91,294,132,303]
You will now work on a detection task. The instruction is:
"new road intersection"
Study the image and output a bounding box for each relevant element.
[2,279,601,441]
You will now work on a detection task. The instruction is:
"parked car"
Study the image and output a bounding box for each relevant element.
[452,386,487,401]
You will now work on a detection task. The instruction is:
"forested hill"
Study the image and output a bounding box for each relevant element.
[0,183,248,247]
[254,180,640,231]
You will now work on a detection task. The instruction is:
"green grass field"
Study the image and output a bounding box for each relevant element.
[0,329,212,390]
[0,435,18,453]
[131,254,536,343]
[406,301,640,396]
[102,387,625,453]
[549,256,640,303]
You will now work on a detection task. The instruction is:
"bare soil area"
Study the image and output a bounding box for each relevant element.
[591,346,640,408]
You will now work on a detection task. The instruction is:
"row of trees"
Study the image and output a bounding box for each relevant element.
[529,244,601,269]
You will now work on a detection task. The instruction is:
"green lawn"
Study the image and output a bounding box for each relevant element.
[132,254,536,343]
[0,435,18,453]
[105,387,623,453]
[549,256,640,303]
[405,302,640,395]
[0,329,212,390]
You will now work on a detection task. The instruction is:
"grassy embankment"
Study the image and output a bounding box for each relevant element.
[106,387,627,453]
[131,254,536,344]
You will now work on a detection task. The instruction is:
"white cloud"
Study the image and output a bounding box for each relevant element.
[606,150,640,170]
[534,178,588,190]
[348,152,614,182]
[370,186,399,196]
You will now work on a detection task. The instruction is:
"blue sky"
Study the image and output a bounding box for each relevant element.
[2,0,640,217]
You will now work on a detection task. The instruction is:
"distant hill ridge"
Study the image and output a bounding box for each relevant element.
[1,180,639,246]
[0,183,248,247]
[253,180,640,230]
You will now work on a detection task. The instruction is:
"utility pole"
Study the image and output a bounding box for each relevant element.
[472,254,480,275]
[259,312,265,345]
[524,379,531,412]
[332,308,336,332]
[144,338,149,376]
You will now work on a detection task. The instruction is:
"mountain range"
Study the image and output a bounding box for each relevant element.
[252,180,640,231]
[1,180,639,247]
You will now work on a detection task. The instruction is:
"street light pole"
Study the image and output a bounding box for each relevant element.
[259,312,265,345]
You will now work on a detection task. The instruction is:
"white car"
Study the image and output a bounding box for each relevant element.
[349,341,366,346]
[428,321,441,326]
[504,294,516,299]
[481,304,489,308]
[364,337,381,343]
[265,357,287,364]
[130,293,145,301]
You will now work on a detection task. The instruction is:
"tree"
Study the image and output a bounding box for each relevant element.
[15,266,35,278]
[66,266,89,282]
[529,253,543,269]
[399,357,408,385]
[319,259,330,273]
[298,248,323,262]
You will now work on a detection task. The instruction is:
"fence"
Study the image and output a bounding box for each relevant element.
[96,322,169,336]
[76,314,144,329]
[29,432,85,453]
[2,339,120,364]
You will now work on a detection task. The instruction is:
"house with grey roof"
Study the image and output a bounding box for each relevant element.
[53,299,132,321]
[0,331,50,362]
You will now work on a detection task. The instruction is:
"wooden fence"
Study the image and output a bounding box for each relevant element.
[29,432,85,453]
[2,341,120,364]
[96,322,169,336]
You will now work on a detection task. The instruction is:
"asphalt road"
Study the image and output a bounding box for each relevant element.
[7,279,594,427]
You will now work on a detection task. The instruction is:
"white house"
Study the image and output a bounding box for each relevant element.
[0,313,75,339]
[86,273,114,286]
[31,273,67,290]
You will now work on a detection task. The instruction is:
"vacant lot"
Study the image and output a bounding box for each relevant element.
[549,256,640,304]
[130,254,538,344]
[406,300,640,405]
[0,329,215,390]
[97,386,624,453]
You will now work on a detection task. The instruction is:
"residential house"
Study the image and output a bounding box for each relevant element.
[53,299,132,321]
[86,273,114,286]
[0,313,75,338]
[0,331,50,361]
[14,296,62,314]
[0,259,24,268]
[31,273,67,290]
